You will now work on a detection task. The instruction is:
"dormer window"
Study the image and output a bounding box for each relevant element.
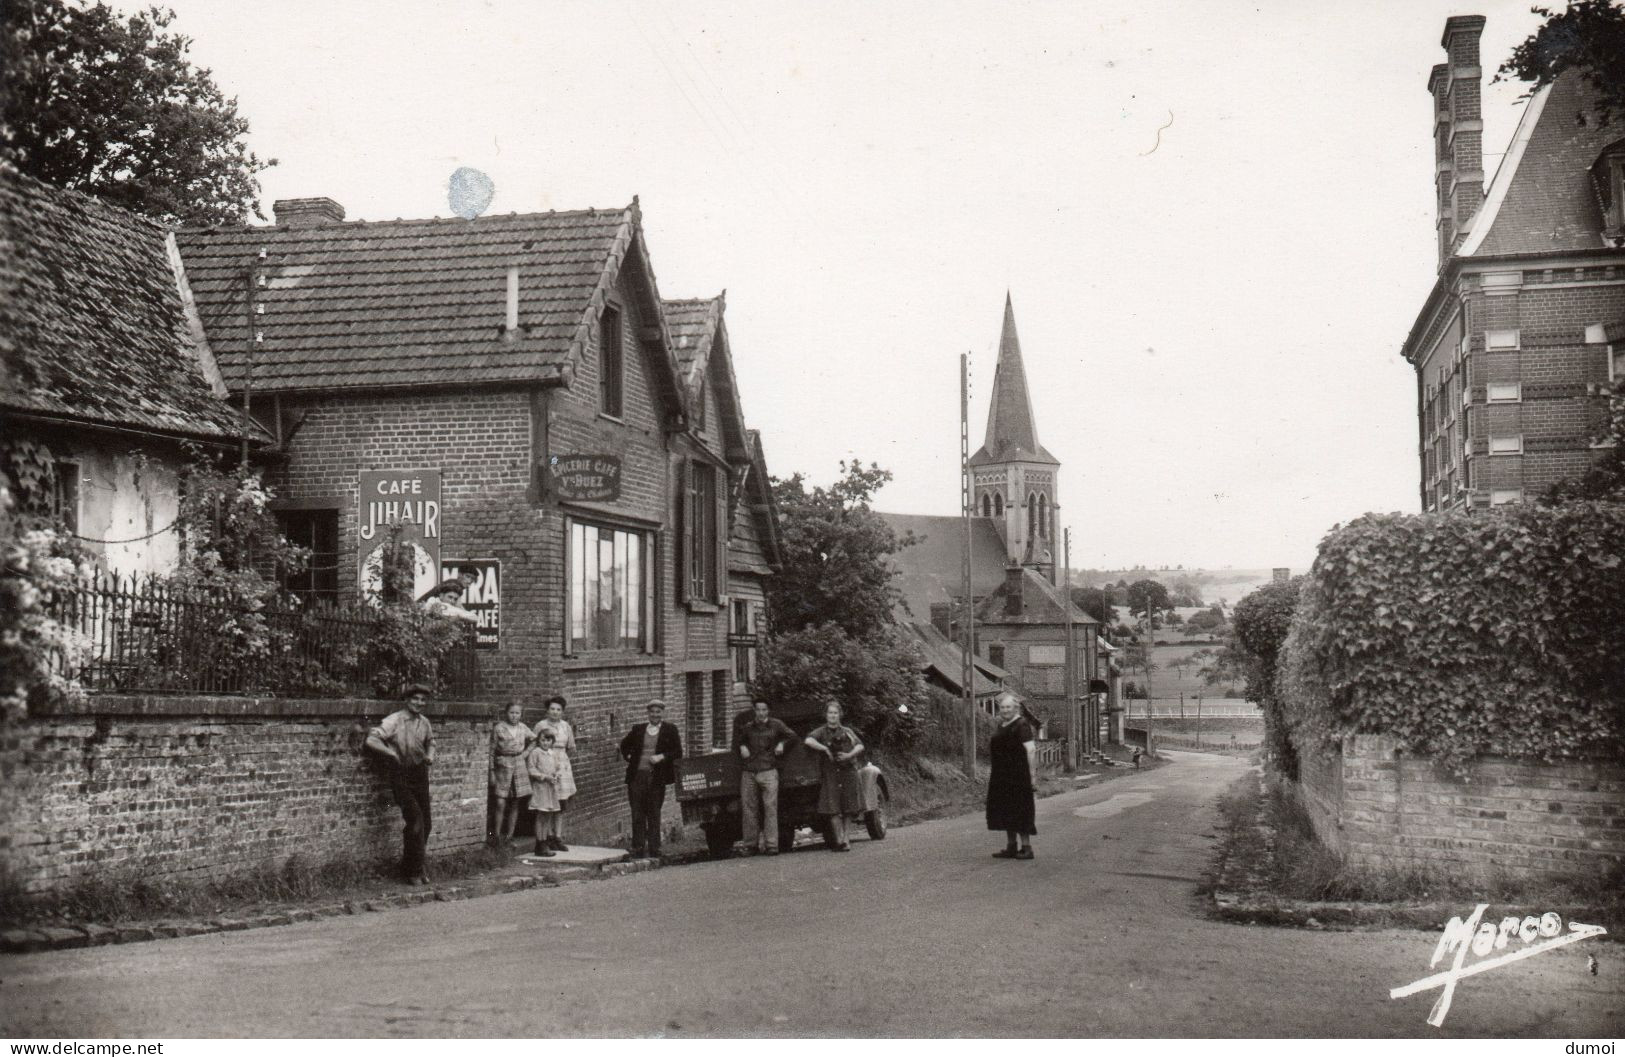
[1591,138,1625,248]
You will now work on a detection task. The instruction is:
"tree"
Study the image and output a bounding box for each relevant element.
[2,0,273,225]
[1496,0,1625,124]
[767,461,912,640]
[1069,586,1111,624]
[1125,578,1170,621]
[1227,577,1304,778]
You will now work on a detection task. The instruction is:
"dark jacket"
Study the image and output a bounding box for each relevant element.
[619,721,684,786]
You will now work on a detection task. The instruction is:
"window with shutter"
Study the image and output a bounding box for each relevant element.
[599,306,624,417]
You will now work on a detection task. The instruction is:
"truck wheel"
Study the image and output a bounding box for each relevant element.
[703,823,735,860]
[778,821,797,853]
[865,806,888,840]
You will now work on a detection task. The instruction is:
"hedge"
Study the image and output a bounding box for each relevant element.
[1281,503,1625,772]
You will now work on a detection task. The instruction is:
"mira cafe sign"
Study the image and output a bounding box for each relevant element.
[442,558,500,650]
[358,469,441,602]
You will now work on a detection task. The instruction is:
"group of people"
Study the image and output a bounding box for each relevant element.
[487,695,579,857]
[364,683,1037,885]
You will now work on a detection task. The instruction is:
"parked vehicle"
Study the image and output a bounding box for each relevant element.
[676,711,890,858]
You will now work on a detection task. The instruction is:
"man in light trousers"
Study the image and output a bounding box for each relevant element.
[733,699,795,855]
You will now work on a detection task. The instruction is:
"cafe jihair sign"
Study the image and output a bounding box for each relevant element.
[358,469,441,602]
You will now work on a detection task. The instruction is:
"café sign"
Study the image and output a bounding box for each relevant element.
[358,469,442,602]
[442,559,500,650]
[547,453,622,502]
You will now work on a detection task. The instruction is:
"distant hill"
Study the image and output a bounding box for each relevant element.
[1069,567,1289,609]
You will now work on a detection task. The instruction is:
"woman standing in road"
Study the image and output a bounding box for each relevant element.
[986,691,1038,859]
[532,695,577,851]
[804,700,864,852]
[488,701,532,845]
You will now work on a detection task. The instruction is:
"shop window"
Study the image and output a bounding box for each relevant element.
[277,508,340,605]
[567,520,653,653]
[599,305,624,418]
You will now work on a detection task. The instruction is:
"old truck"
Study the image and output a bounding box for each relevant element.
[676,715,890,858]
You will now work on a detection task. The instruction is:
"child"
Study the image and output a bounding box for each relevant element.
[488,702,532,845]
[526,729,577,856]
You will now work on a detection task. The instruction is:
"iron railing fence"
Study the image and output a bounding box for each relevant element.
[48,572,481,700]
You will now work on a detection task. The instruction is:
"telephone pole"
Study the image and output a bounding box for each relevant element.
[1063,527,1077,771]
[959,352,977,776]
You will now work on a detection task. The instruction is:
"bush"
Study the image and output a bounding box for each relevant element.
[753,622,930,748]
[1282,505,1625,773]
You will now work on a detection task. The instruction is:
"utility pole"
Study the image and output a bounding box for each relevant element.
[241,257,259,466]
[1143,600,1154,756]
[959,352,977,776]
[1063,527,1077,771]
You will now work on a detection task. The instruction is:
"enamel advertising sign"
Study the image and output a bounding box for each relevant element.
[441,559,500,650]
[358,469,442,603]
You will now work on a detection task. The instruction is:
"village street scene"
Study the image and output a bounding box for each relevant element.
[1,0,1622,1044]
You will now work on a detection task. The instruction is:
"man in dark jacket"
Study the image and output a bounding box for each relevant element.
[619,699,683,857]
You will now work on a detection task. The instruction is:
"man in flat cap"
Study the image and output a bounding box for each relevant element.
[366,684,437,884]
[618,700,683,858]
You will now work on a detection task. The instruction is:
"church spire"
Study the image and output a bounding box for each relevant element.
[972,293,1058,466]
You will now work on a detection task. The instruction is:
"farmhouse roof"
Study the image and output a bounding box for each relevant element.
[0,169,261,443]
[175,199,685,406]
[875,511,1010,620]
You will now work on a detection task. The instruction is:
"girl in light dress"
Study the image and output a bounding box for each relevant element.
[526,728,576,857]
[532,696,577,850]
[488,701,533,845]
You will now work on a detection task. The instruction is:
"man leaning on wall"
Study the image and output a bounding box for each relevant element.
[366,684,436,885]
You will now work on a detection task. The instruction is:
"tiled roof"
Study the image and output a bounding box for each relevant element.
[1466,72,1625,257]
[663,296,720,382]
[0,169,256,441]
[904,621,1006,698]
[175,205,643,392]
[969,293,1058,467]
[974,564,1096,627]
[876,511,1010,621]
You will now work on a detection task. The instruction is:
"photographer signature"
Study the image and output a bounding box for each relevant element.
[1390,903,1607,1027]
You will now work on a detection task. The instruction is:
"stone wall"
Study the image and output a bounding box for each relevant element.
[1297,734,1625,880]
[1,694,501,897]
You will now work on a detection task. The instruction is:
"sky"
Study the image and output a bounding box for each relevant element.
[156,0,1548,571]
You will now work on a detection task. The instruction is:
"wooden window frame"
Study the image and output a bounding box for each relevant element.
[599,304,624,419]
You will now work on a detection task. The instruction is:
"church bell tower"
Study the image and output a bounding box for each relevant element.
[969,294,1061,583]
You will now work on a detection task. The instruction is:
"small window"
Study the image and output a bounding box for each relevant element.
[277,508,340,605]
[1485,329,1520,351]
[1488,436,1523,455]
[599,306,624,418]
[1490,489,1523,506]
[1610,346,1621,383]
[1487,383,1522,403]
[694,382,707,431]
[993,494,1004,517]
[51,460,80,534]
[732,599,753,683]
[567,520,653,653]
[980,494,992,518]
[1037,494,1048,538]
[987,644,1005,669]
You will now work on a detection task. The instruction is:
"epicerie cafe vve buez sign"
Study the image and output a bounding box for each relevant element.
[358,469,442,602]
[547,454,621,502]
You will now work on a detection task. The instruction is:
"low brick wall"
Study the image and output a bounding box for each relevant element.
[0,694,504,896]
[1298,734,1625,879]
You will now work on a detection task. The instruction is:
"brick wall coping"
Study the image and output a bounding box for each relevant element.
[34,693,503,721]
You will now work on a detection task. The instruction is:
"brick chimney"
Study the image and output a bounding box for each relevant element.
[1429,16,1486,265]
[272,197,346,227]
[1003,564,1025,617]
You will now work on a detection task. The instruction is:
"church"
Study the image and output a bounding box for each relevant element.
[878,296,1114,754]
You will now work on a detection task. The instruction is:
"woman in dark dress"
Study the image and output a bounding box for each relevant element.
[804,700,864,851]
[986,691,1037,859]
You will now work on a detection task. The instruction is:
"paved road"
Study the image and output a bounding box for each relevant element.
[2,752,1619,1038]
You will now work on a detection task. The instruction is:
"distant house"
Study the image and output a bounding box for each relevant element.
[0,169,264,575]
[1402,16,1625,511]
[664,295,784,711]
[174,195,763,815]
[877,295,1110,751]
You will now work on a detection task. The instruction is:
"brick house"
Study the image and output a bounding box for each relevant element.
[878,296,1105,752]
[1403,16,1625,511]
[174,197,759,822]
[0,169,264,575]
